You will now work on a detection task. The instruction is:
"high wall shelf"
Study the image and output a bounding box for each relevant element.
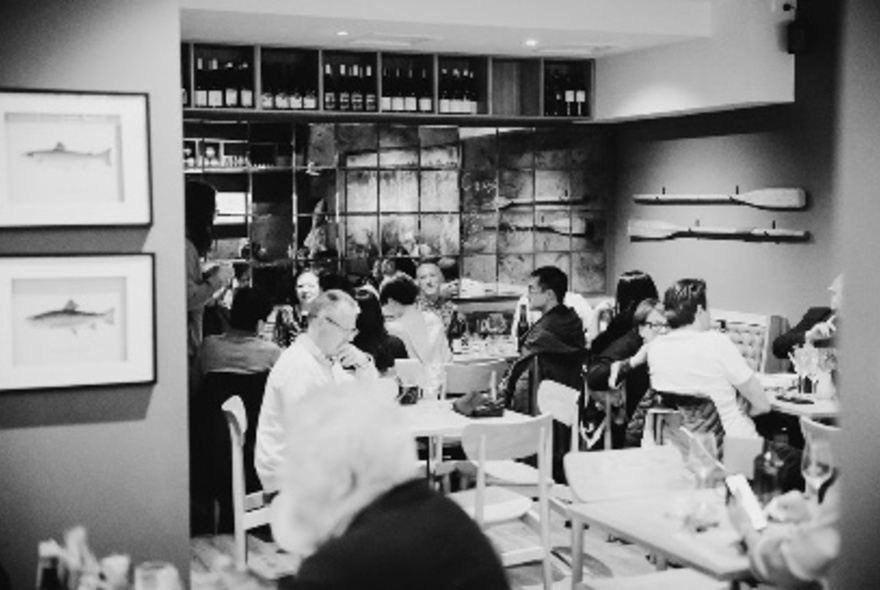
[182,42,594,121]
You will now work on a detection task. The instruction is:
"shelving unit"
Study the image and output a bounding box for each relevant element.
[181,42,593,120]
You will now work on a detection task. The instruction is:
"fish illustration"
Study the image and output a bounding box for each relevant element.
[27,300,115,334]
[24,142,112,166]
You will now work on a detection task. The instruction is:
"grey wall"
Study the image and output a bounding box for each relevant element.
[0,1,189,586]
[831,0,880,587]
[610,0,840,324]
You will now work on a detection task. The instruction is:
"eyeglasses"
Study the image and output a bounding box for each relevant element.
[323,314,359,337]
[644,321,668,331]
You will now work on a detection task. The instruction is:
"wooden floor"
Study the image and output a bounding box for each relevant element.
[191,511,660,590]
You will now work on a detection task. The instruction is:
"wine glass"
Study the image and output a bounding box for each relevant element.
[801,437,834,500]
[687,432,719,489]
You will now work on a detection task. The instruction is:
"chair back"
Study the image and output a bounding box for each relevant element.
[710,309,788,374]
[395,358,425,386]
[444,359,508,398]
[536,380,580,452]
[800,416,841,448]
[221,395,269,570]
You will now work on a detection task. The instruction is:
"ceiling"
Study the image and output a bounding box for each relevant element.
[180,0,716,59]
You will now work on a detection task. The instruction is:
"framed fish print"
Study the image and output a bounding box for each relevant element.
[0,89,152,227]
[0,254,156,392]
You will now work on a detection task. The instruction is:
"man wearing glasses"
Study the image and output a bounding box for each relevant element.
[256,289,378,495]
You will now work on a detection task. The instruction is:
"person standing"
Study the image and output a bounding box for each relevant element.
[255,290,378,494]
[185,180,233,392]
[773,274,843,360]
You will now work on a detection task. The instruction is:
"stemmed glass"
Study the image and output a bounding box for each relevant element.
[687,432,720,488]
[801,437,834,500]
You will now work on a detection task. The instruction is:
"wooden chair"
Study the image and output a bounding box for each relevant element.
[460,380,580,517]
[448,414,554,590]
[443,358,509,398]
[577,568,727,590]
[221,395,270,570]
[710,309,788,374]
[799,416,840,447]
[394,358,425,387]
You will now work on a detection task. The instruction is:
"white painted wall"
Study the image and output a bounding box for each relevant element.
[595,0,796,121]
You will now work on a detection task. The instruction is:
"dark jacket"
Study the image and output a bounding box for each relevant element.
[587,328,649,421]
[772,307,835,360]
[279,479,510,590]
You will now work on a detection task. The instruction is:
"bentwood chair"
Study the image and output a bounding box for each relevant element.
[448,414,554,590]
[221,395,270,570]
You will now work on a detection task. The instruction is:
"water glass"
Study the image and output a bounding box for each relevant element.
[801,438,834,500]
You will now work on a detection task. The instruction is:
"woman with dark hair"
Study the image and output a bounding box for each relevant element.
[589,270,659,355]
[186,181,233,383]
[586,298,667,448]
[380,274,451,366]
[273,268,323,347]
[646,278,771,452]
[352,287,408,376]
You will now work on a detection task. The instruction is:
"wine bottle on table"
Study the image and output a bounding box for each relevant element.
[516,301,530,351]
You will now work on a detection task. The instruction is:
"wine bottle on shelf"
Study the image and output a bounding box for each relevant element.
[290,79,303,110]
[564,72,575,116]
[275,63,290,109]
[239,61,253,108]
[364,64,377,111]
[402,66,416,112]
[350,63,364,111]
[323,62,336,111]
[261,62,274,109]
[337,63,351,111]
[303,82,318,110]
[194,57,208,107]
[208,58,223,107]
[464,66,477,114]
[223,61,239,108]
[452,67,464,113]
[379,66,392,111]
[391,67,405,112]
[438,67,451,113]
[575,80,586,117]
[418,67,433,113]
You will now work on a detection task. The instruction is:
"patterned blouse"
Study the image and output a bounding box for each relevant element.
[416,294,458,332]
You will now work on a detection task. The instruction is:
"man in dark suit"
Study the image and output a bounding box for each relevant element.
[773,274,843,360]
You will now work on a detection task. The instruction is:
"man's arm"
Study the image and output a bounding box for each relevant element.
[772,307,832,360]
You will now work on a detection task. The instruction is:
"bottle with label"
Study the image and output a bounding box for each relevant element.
[404,66,418,112]
[380,66,392,111]
[350,63,364,111]
[438,67,451,113]
[516,301,530,351]
[391,67,405,112]
[194,57,208,107]
[323,62,336,111]
[261,62,275,109]
[364,64,377,111]
[239,61,253,108]
[274,63,290,110]
[337,63,351,111]
[418,67,433,113]
[208,58,223,107]
[450,68,462,113]
[223,61,239,108]
[303,84,318,110]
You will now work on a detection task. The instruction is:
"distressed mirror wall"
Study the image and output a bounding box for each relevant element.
[184,120,612,301]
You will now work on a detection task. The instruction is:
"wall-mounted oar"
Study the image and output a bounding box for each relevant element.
[628,219,810,242]
[633,188,806,210]
[494,197,597,210]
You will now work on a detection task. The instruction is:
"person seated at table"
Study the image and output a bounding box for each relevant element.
[271,383,510,590]
[379,274,452,367]
[646,278,771,453]
[199,286,281,376]
[255,290,378,495]
[588,269,659,354]
[773,274,843,361]
[273,268,323,348]
[728,479,840,588]
[415,259,458,331]
[510,289,594,344]
[586,298,667,449]
[352,286,408,377]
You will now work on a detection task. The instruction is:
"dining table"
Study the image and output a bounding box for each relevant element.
[758,372,840,420]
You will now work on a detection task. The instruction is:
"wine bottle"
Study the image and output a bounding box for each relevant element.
[404,65,417,112]
[323,62,336,111]
[364,64,377,111]
[575,84,586,117]
[450,67,462,113]
[239,61,253,108]
[438,67,451,114]
[379,66,392,111]
[275,63,290,110]
[564,72,575,116]
[350,63,364,111]
[464,67,477,114]
[208,58,223,108]
[418,66,433,113]
[261,62,274,109]
[223,61,239,108]
[391,67,405,112]
[303,83,318,110]
[337,63,351,111]
[516,301,530,351]
[194,57,208,107]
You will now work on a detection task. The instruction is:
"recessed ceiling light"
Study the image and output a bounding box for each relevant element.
[337,31,349,37]
[525,39,539,47]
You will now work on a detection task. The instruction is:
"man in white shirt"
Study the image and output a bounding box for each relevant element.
[255,289,378,494]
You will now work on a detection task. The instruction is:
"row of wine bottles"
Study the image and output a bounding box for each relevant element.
[323,62,379,112]
[262,62,318,110]
[378,65,432,113]
[544,69,589,117]
[191,56,254,109]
